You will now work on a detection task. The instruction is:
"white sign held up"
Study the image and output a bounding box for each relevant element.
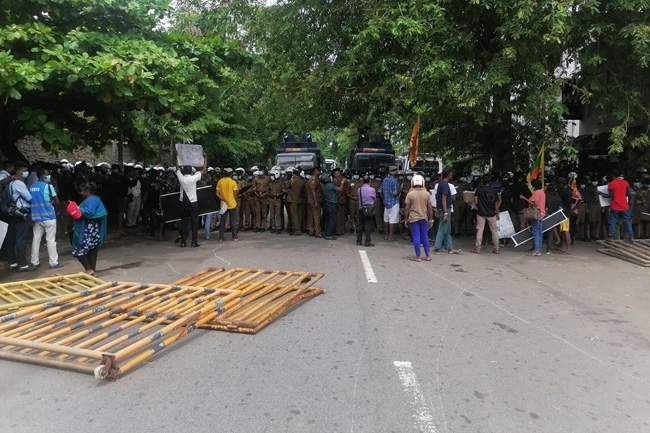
[175,143,205,167]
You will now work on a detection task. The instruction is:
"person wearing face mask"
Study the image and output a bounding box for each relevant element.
[239,171,255,231]
[253,169,271,232]
[306,167,324,237]
[125,169,142,228]
[579,179,601,241]
[268,170,287,234]
[3,162,33,271]
[29,169,64,269]
[346,171,362,234]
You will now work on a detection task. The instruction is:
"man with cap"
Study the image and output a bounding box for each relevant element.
[175,151,208,247]
[379,165,400,241]
[307,167,324,237]
[216,168,240,241]
[331,168,347,236]
[285,168,306,235]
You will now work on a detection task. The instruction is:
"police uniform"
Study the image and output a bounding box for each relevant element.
[238,177,254,230]
[286,174,306,234]
[333,175,347,235]
[307,174,324,236]
[253,174,271,231]
[347,178,362,233]
[370,175,383,231]
[267,177,285,233]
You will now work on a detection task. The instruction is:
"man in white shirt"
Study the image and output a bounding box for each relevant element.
[175,151,208,247]
[125,170,142,228]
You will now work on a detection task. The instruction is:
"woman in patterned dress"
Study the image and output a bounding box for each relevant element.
[71,182,107,276]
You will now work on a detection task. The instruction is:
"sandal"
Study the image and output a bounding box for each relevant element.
[448,249,461,254]
[471,249,481,254]
[424,256,432,261]
[526,251,541,256]
[411,256,421,262]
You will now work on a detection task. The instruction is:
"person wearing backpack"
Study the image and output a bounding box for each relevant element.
[3,162,32,271]
[29,168,64,269]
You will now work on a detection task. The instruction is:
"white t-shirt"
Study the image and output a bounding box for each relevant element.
[176,170,202,203]
[128,179,141,197]
[430,183,457,212]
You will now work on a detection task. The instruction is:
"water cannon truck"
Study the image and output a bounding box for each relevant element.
[275,133,323,170]
[345,133,396,175]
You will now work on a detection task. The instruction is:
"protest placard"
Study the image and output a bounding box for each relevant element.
[175,143,204,167]
[597,185,611,207]
[496,211,516,239]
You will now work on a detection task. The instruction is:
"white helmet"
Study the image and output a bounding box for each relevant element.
[250,166,259,172]
[411,174,425,187]
[270,170,280,180]
[134,164,143,169]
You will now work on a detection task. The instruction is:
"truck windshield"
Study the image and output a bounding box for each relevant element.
[352,154,395,170]
[276,154,317,169]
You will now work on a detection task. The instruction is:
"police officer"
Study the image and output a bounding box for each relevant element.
[286,168,306,235]
[332,168,347,236]
[238,169,255,231]
[267,170,285,234]
[253,169,271,232]
[370,171,384,233]
[307,167,324,237]
[347,171,362,234]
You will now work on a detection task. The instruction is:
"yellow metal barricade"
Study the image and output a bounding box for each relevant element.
[0,281,241,380]
[173,267,325,334]
[0,273,105,315]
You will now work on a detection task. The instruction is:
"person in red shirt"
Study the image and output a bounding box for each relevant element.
[602,169,635,242]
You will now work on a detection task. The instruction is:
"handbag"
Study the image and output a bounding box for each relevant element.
[524,205,541,221]
[360,185,375,217]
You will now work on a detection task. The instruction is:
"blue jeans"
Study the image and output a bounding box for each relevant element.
[608,209,634,239]
[204,212,217,239]
[434,217,453,251]
[530,219,543,253]
[324,203,336,236]
[409,219,430,257]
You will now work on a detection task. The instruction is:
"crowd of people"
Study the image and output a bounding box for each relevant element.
[1,156,649,274]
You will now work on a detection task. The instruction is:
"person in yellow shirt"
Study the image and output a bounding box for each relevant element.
[216,168,240,241]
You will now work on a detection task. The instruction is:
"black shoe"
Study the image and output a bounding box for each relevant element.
[174,237,181,243]
[191,242,200,248]
[261,228,266,233]
[324,236,337,240]
[356,239,362,245]
[180,242,187,248]
[364,242,375,247]
[276,230,282,234]
[314,234,323,238]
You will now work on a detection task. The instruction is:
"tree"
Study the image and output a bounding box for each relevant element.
[0,0,252,164]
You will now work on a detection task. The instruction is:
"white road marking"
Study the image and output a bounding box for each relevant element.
[393,361,437,433]
[358,250,377,283]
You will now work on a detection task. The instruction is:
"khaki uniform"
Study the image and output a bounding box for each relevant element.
[287,175,306,234]
[333,177,347,235]
[347,180,362,233]
[253,175,271,230]
[307,176,324,235]
[238,178,254,230]
[370,178,383,230]
[267,178,285,231]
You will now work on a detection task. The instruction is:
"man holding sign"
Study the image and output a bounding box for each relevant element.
[175,148,208,248]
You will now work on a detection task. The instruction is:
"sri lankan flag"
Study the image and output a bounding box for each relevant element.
[526,144,545,189]
[409,115,420,167]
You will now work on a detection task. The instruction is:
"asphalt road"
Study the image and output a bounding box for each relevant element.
[1,230,649,433]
